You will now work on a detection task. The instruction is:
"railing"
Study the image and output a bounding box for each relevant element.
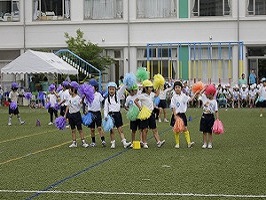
[55,49,102,91]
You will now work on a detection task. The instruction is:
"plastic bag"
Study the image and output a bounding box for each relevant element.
[212,119,224,134]
[173,116,185,133]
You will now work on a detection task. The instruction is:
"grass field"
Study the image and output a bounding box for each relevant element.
[0,106,266,200]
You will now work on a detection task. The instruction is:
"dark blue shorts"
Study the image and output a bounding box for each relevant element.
[69,111,82,130]
[130,119,140,131]
[88,111,102,129]
[109,111,123,128]
[170,113,187,127]
[200,114,214,133]
[139,113,156,130]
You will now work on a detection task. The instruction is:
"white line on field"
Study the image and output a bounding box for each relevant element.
[0,190,265,198]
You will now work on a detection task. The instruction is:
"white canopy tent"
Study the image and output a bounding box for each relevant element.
[1,50,78,75]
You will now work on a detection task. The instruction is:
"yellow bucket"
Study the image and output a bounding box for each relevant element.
[133,141,141,150]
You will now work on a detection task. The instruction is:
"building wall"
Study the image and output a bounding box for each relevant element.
[1,0,266,85]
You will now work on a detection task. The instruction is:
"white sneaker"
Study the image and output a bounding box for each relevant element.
[207,143,213,149]
[164,118,169,122]
[158,118,162,122]
[111,141,115,149]
[101,141,106,147]
[157,140,165,148]
[66,125,70,128]
[130,143,133,148]
[260,114,263,117]
[90,143,96,147]
[82,143,89,148]
[48,122,53,125]
[175,144,180,149]
[143,143,149,149]
[123,141,131,149]
[8,122,11,126]
[188,142,195,148]
[20,121,25,125]
[202,143,207,149]
[69,142,77,148]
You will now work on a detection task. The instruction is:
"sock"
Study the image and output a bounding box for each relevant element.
[91,137,96,143]
[184,130,191,144]
[174,132,180,145]
[101,136,105,142]
[8,116,12,124]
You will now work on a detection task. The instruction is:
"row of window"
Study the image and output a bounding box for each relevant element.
[1,0,266,22]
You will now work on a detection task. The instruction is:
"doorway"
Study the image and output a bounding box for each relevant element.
[248,58,266,83]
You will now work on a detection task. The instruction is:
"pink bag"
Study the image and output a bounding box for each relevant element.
[173,116,185,133]
[212,119,224,134]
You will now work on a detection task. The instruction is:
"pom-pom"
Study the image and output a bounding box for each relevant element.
[126,105,140,121]
[79,83,95,104]
[56,84,63,92]
[123,73,137,88]
[138,106,152,120]
[82,112,94,126]
[45,102,51,109]
[212,119,224,134]
[55,116,67,130]
[11,82,19,89]
[153,74,165,90]
[102,115,114,132]
[48,84,56,92]
[136,67,149,82]
[53,103,61,111]
[173,116,185,133]
[10,101,17,110]
[192,81,204,93]
[153,96,160,106]
[70,81,79,90]
[24,92,33,100]
[205,84,216,96]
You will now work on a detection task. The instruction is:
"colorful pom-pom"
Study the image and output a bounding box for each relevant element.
[56,84,63,92]
[48,84,56,92]
[24,92,33,100]
[138,106,152,120]
[45,102,51,109]
[10,101,17,110]
[55,116,67,130]
[102,115,114,132]
[82,112,94,126]
[136,67,149,82]
[153,74,165,90]
[126,105,140,121]
[11,82,19,89]
[123,73,137,88]
[212,119,224,134]
[192,81,204,93]
[173,116,185,133]
[153,96,160,106]
[53,103,61,111]
[78,83,94,104]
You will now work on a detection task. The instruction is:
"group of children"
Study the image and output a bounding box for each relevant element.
[6,76,266,150]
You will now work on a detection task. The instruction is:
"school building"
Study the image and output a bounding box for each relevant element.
[1,0,266,87]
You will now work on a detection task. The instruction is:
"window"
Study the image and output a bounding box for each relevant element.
[247,0,266,15]
[33,0,70,21]
[84,0,123,20]
[192,0,231,17]
[0,0,19,22]
[136,0,176,19]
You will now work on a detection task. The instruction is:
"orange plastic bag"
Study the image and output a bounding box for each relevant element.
[173,116,185,133]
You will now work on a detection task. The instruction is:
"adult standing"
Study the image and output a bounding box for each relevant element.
[238,73,247,87]
[249,69,256,85]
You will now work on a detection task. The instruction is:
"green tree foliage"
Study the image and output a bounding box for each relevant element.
[65,29,114,72]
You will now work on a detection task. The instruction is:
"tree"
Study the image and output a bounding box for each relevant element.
[65,29,114,73]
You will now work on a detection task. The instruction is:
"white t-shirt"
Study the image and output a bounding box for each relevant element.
[87,92,104,112]
[9,91,19,102]
[170,92,190,114]
[66,95,82,114]
[199,94,218,114]
[47,93,58,107]
[137,93,154,111]
[60,89,70,106]
[125,94,140,108]
[259,85,266,100]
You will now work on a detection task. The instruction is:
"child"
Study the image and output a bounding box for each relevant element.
[65,81,89,148]
[124,84,141,147]
[134,80,165,149]
[232,85,240,108]
[8,82,25,126]
[103,82,131,149]
[86,79,106,147]
[256,78,266,117]
[46,84,58,125]
[157,83,172,122]
[170,80,195,149]
[59,81,70,117]
[198,84,219,149]
[240,84,249,108]
[248,84,257,108]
